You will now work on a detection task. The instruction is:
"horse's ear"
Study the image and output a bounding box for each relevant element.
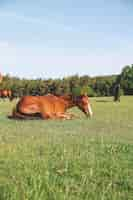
[71,86,81,97]
[84,93,88,96]
[71,86,89,97]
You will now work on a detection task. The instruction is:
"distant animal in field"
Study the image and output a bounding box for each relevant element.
[114,83,121,102]
[8,94,93,120]
[0,89,14,101]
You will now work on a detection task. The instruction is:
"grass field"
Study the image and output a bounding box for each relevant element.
[0,96,133,200]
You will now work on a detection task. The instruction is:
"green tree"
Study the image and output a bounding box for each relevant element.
[120,65,133,95]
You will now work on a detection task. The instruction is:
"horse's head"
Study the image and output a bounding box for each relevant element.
[74,95,93,118]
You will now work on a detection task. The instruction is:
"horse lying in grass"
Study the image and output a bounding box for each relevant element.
[8,94,93,120]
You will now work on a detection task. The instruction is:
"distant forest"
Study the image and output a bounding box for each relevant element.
[0,65,133,97]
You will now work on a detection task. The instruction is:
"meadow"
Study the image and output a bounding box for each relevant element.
[0,96,133,200]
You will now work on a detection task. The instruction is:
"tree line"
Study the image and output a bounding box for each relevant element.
[0,65,133,97]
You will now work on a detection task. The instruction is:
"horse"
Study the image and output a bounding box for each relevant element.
[8,94,93,120]
[0,89,14,101]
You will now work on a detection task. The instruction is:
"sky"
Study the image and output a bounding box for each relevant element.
[0,0,133,79]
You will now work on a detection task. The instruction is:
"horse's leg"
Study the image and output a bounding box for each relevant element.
[41,111,56,120]
[55,113,72,120]
[9,95,14,101]
[66,113,79,119]
[40,111,70,120]
[8,94,11,101]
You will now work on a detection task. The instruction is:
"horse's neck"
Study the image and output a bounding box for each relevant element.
[59,95,75,109]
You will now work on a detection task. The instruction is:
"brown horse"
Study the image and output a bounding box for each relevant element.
[8,94,93,120]
[0,89,14,101]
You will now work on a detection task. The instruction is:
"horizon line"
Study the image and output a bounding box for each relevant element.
[2,72,120,80]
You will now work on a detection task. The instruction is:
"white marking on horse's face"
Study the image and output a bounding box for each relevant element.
[88,102,93,117]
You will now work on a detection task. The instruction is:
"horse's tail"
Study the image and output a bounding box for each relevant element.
[8,104,26,120]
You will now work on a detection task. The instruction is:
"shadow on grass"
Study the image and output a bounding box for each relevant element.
[95,100,113,103]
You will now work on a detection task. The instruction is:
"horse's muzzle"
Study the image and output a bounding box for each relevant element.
[85,112,92,118]
[86,104,93,118]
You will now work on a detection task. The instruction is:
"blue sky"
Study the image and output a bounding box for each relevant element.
[0,0,133,78]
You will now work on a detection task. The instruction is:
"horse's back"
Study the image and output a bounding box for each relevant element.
[17,95,66,114]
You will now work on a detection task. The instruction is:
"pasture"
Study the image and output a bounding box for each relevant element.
[0,96,133,200]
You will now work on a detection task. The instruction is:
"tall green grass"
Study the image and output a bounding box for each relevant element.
[0,96,133,199]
